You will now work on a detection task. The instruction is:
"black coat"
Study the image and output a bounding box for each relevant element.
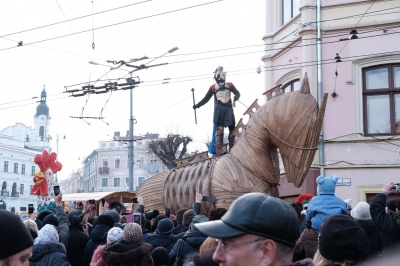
[145,232,177,252]
[169,229,207,265]
[81,224,111,266]
[67,225,90,266]
[29,242,70,266]
[370,192,400,252]
[355,218,382,257]
[101,240,154,266]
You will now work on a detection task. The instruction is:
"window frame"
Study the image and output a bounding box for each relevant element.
[14,163,18,174]
[362,63,400,136]
[282,0,300,25]
[281,78,300,93]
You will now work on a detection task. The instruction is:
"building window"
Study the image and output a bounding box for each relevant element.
[14,163,18,174]
[363,64,400,135]
[114,178,120,187]
[139,157,144,168]
[282,0,300,25]
[281,79,300,93]
[20,184,24,194]
[115,158,120,169]
[102,178,108,187]
[30,185,34,195]
[4,161,8,172]
[39,126,44,138]
[31,166,35,176]
[21,164,25,174]
[103,158,108,167]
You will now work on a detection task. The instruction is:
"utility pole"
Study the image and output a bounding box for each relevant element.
[128,72,134,192]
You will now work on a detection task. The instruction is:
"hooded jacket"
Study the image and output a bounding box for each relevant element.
[68,224,90,266]
[169,227,207,265]
[29,242,70,266]
[101,240,154,266]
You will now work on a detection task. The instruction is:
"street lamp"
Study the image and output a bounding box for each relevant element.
[89,47,178,192]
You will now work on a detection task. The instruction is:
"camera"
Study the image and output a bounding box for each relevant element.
[53,185,60,196]
[202,195,216,202]
[28,204,34,214]
[133,213,142,224]
[133,197,138,203]
[392,183,400,191]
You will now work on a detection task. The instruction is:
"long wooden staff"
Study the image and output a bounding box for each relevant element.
[191,88,197,124]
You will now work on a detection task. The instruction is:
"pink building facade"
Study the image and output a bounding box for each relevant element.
[263,0,400,204]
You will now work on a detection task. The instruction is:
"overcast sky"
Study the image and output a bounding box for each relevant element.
[0,0,266,180]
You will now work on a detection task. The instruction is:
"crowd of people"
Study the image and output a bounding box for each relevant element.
[1,176,400,266]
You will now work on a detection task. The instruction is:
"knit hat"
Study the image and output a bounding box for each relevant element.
[316,175,338,196]
[351,202,371,219]
[36,210,55,222]
[68,209,84,226]
[96,214,115,229]
[43,214,59,227]
[319,214,369,263]
[0,210,33,259]
[156,218,174,235]
[105,210,120,224]
[107,227,123,244]
[123,223,143,246]
[151,246,170,266]
[35,224,59,244]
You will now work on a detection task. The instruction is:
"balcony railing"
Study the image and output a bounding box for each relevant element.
[11,192,19,198]
[1,190,9,197]
[99,167,109,175]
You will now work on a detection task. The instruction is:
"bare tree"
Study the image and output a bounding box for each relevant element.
[148,133,192,170]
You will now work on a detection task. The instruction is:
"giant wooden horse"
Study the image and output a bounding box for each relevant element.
[137,74,328,214]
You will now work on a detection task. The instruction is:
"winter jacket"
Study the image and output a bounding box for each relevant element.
[370,192,400,253]
[355,218,382,257]
[56,205,70,252]
[90,245,106,266]
[169,230,207,265]
[145,232,177,252]
[306,195,347,233]
[101,240,154,266]
[172,224,187,236]
[82,224,111,266]
[29,242,70,266]
[68,225,90,266]
[294,228,318,260]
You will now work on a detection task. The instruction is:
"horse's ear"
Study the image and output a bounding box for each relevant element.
[316,176,325,184]
[330,174,339,183]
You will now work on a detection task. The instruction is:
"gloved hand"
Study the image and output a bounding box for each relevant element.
[193,104,198,109]
[234,95,239,101]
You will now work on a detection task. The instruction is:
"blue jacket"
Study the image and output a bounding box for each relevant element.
[306,195,347,233]
[29,242,70,266]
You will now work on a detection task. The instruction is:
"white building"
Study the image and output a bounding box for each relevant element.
[76,132,167,193]
[0,87,51,215]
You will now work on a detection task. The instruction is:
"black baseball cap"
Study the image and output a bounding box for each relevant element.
[194,193,299,247]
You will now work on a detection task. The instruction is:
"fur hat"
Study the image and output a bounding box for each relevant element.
[68,209,84,226]
[319,214,369,263]
[351,202,371,219]
[24,219,39,239]
[96,214,115,229]
[316,175,338,195]
[156,218,174,235]
[151,246,170,266]
[107,227,123,244]
[35,224,59,244]
[0,210,33,259]
[123,223,143,246]
[43,214,59,227]
[105,210,120,224]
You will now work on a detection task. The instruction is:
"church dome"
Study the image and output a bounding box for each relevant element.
[35,87,50,117]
